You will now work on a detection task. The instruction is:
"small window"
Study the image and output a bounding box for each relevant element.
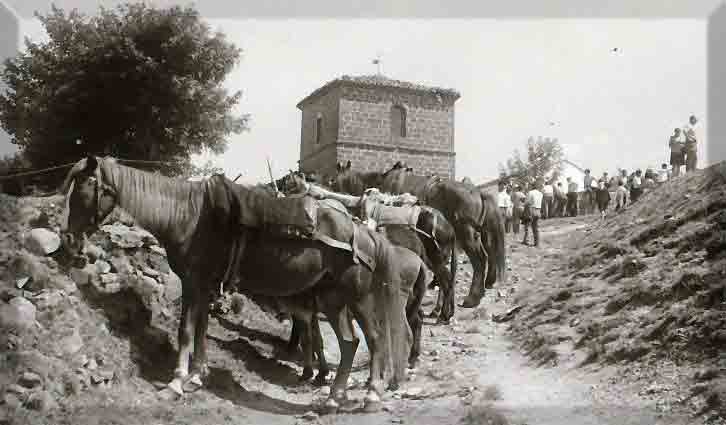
[315,115,323,144]
[391,105,406,138]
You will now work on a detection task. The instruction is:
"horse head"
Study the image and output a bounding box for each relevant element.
[59,155,118,262]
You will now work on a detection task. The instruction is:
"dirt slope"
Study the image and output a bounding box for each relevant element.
[508,163,726,423]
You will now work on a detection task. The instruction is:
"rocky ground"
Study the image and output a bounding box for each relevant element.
[0,163,724,425]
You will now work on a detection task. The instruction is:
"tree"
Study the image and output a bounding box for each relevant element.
[181,159,224,179]
[499,136,564,187]
[0,3,248,177]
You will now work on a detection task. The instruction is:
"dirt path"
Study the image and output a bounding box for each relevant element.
[11,215,701,425]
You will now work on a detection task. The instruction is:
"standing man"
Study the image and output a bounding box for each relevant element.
[542,179,554,220]
[497,183,512,233]
[523,182,543,247]
[669,127,685,177]
[583,169,594,214]
[630,169,643,203]
[566,177,579,217]
[683,115,701,173]
[511,184,526,235]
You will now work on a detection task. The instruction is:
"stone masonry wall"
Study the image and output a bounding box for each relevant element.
[336,145,455,180]
[299,87,340,165]
[299,82,457,180]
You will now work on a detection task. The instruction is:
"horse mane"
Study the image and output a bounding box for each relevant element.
[99,159,204,239]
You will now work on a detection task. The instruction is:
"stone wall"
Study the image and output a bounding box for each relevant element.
[299,87,340,166]
[298,82,457,180]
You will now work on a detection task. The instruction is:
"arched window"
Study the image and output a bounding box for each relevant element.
[315,114,323,144]
[391,105,407,138]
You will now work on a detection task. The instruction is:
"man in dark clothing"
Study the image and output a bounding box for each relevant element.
[566,177,579,217]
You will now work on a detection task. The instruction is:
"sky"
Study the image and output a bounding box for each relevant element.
[3,18,708,184]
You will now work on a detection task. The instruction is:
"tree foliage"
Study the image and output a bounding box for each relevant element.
[181,159,224,179]
[0,3,248,177]
[499,136,564,187]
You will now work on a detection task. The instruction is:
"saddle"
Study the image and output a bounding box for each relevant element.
[368,203,422,228]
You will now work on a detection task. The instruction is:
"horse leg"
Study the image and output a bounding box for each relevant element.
[348,298,386,413]
[406,267,426,368]
[311,314,330,386]
[321,306,359,414]
[166,283,197,396]
[185,284,212,392]
[288,318,303,356]
[427,289,443,318]
[458,223,487,308]
[298,314,315,382]
[434,261,454,324]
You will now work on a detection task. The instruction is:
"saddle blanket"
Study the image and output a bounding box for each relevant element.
[369,203,422,227]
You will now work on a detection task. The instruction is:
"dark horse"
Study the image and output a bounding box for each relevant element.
[282,171,457,323]
[334,160,506,309]
[59,156,419,412]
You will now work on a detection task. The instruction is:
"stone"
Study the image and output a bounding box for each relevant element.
[95,260,112,274]
[161,272,182,302]
[18,371,43,389]
[135,276,163,307]
[2,392,23,409]
[70,265,97,286]
[101,224,145,249]
[83,242,107,262]
[33,290,65,310]
[5,384,27,395]
[0,297,37,331]
[299,411,319,421]
[109,256,134,276]
[26,228,61,255]
[141,266,160,278]
[104,282,122,294]
[15,276,30,290]
[100,273,119,286]
[147,251,170,274]
[25,390,58,411]
[57,328,84,356]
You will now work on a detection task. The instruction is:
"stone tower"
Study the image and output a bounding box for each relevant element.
[297,74,460,180]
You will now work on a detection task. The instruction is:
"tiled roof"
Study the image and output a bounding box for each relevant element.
[296,74,461,108]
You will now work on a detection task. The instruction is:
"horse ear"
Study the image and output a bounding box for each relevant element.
[406,167,413,172]
[345,160,351,170]
[336,162,341,172]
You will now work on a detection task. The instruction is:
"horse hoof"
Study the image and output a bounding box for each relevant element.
[167,379,184,396]
[363,392,383,413]
[301,368,314,382]
[182,374,203,393]
[323,398,339,415]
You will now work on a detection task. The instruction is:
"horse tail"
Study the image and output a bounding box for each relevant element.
[480,190,506,285]
[374,238,412,387]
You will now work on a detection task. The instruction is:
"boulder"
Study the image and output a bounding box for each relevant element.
[56,328,84,356]
[147,251,170,274]
[161,272,182,302]
[18,371,43,389]
[25,390,58,411]
[135,275,164,308]
[26,228,61,255]
[109,256,134,276]
[95,260,111,274]
[100,224,144,249]
[0,297,37,331]
[83,242,107,262]
[100,273,119,287]
[70,264,97,286]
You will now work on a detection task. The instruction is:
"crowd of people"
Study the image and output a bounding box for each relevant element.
[495,114,702,247]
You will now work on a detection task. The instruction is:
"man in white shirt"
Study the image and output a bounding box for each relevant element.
[523,183,543,247]
[683,115,701,173]
[497,183,513,233]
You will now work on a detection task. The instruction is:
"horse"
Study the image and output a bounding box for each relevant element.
[283,171,457,322]
[333,160,506,309]
[59,156,417,413]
